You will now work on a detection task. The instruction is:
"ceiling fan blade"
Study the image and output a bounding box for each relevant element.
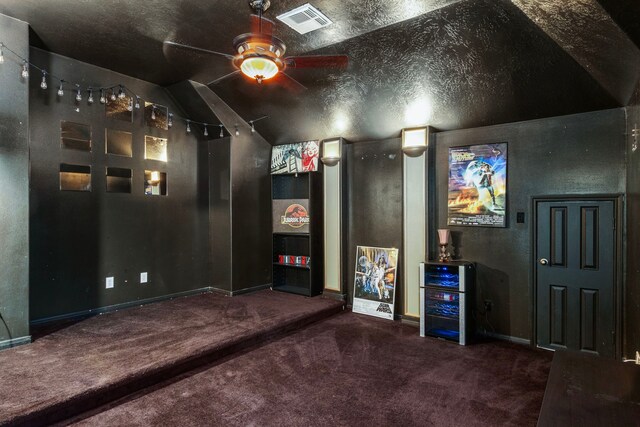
[250,14,275,37]
[206,70,242,86]
[284,55,349,69]
[163,41,236,60]
[273,72,307,93]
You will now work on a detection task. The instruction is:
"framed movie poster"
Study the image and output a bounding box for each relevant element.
[448,143,507,227]
[353,246,398,320]
[270,141,319,174]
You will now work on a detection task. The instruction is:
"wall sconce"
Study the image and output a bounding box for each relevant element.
[401,127,428,157]
[437,229,452,262]
[321,138,342,166]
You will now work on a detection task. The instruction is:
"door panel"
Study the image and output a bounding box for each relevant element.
[536,200,615,358]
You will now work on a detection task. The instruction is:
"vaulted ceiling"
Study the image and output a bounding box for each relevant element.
[2,0,640,144]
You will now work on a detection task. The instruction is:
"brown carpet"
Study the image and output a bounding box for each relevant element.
[70,311,552,427]
[0,290,343,426]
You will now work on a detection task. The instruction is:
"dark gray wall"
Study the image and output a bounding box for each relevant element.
[625,91,640,358]
[29,48,210,321]
[168,81,272,293]
[346,139,404,312]
[433,108,626,341]
[0,14,30,344]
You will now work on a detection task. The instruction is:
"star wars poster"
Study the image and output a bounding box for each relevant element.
[270,141,319,174]
[448,143,507,227]
[353,246,398,320]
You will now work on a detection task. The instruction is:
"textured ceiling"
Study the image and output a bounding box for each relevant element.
[1,0,640,143]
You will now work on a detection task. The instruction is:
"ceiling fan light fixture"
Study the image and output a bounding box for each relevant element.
[240,57,279,82]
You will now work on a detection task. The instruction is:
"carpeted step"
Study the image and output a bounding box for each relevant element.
[0,290,344,427]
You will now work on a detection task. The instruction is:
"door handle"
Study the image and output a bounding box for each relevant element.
[539,258,549,265]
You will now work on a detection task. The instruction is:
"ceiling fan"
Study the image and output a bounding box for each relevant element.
[164,0,348,88]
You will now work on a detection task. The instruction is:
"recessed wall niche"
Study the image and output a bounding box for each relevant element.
[144,170,167,196]
[106,129,133,157]
[106,167,132,193]
[60,164,91,192]
[61,121,91,151]
[145,135,168,162]
[144,102,168,130]
[106,96,133,122]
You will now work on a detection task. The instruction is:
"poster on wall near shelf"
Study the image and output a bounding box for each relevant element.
[270,141,319,174]
[447,142,507,227]
[272,199,310,234]
[353,246,398,320]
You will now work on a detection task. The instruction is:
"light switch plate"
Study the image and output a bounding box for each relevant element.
[140,272,148,284]
[106,277,114,289]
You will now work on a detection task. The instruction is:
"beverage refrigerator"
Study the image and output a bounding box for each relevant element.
[419,261,474,345]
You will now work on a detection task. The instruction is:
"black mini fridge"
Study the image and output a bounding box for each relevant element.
[419,261,474,345]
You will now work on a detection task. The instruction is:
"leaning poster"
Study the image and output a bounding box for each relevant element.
[353,246,398,320]
[447,142,507,227]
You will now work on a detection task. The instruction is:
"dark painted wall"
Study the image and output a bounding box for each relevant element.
[625,91,640,358]
[0,14,29,344]
[346,139,403,312]
[29,48,210,321]
[168,81,272,293]
[433,108,626,341]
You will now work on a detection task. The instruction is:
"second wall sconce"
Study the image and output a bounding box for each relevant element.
[321,137,343,166]
[401,127,429,157]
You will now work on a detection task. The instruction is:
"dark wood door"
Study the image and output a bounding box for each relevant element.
[535,200,616,358]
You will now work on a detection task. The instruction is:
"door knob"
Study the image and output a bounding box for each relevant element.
[539,258,549,265]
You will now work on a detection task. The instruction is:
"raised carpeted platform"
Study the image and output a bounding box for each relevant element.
[69,311,552,426]
[0,290,343,427]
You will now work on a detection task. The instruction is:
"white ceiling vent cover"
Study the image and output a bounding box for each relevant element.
[277,3,333,35]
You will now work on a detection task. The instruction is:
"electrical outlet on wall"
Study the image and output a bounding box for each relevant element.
[106,277,114,289]
[140,272,148,284]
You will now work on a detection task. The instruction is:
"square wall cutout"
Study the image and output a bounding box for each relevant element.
[106,167,132,193]
[144,170,167,196]
[60,164,91,192]
[145,135,168,162]
[106,129,133,157]
[106,95,133,122]
[144,102,168,130]
[61,121,91,151]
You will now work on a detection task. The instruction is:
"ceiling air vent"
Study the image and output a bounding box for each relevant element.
[277,3,333,35]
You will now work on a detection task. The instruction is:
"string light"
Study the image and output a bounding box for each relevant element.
[87,89,94,104]
[118,85,125,99]
[99,89,106,104]
[109,90,116,101]
[0,43,4,64]
[219,125,224,138]
[235,126,240,137]
[57,81,64,97]
[40,71,47,90]
[203,124,208,137]
[75,86,82,102]
[168,113,173,128]
[186,120,191,133]
[127,97,133,112]
[21,61,29,79]
[151,105,156,120]
[134,96,140,109]
[251,122,255,134]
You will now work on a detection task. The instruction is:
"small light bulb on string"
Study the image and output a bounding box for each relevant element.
[40,71,48,90]
[204,124,208,137]
[127,97,133,112]
[251,122,255,134]
[57,81,64,97]
[99,89,106,104]
[0,43,4,64]
[110,90,116,101]
[75,86,82,102]
[134,96,140,109]
[219,125,224,138]
[21,61,29,79]
[118,85,125,99]
[151,106,156,121]
[235,126,239,137]
[186,120,191,133]
[168,113,173,128]
[87,89,94,104]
